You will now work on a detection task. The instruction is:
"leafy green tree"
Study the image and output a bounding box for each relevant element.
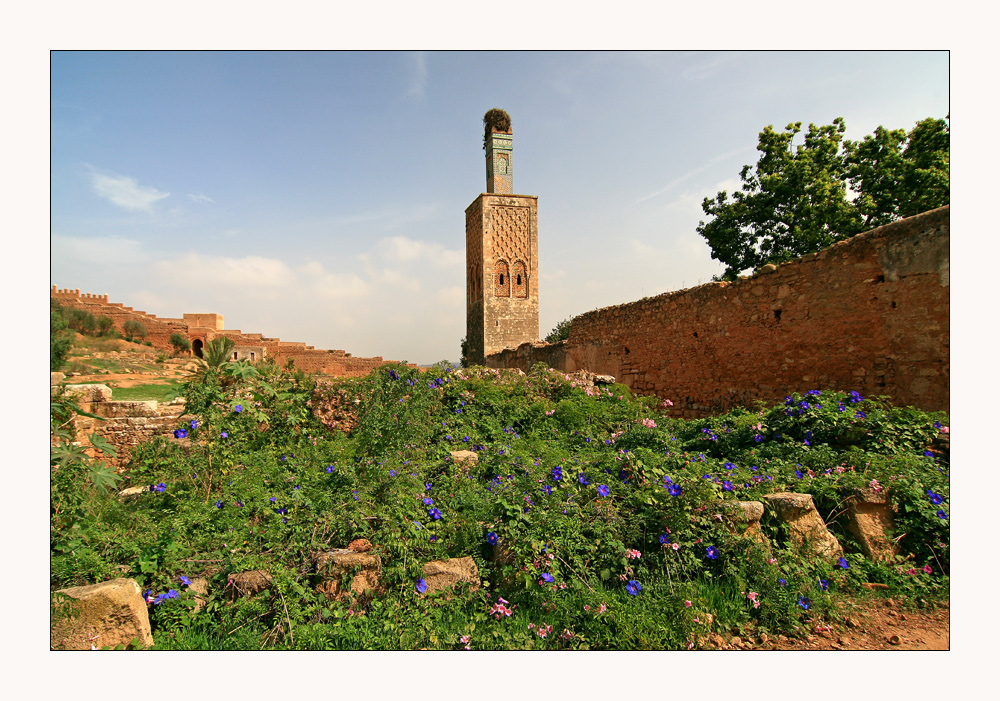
[96,316,114,336]
[544,317,574,343]
[64,307,99,336]
[51,300,73,371]
[698,117,949,280]
[169,332,192,355]
[122,318,147,341]
[843,117,949,228]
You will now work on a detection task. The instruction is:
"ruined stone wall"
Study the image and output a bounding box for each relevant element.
[51,288,407,377]
[55,382,187,468]
[488,207,949,418]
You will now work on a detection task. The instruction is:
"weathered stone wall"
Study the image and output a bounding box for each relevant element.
[51,288,408,377]
[488,207,949,418]
[55,382,187,468]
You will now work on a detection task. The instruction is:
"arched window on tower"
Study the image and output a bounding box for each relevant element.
[512,260,527,298]
[494,259,510,297]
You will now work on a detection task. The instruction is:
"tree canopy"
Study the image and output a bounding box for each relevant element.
[697,117,949,280]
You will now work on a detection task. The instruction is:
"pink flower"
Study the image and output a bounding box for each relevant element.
[869,479,882,493]
[671,543,680,551]
[907,568,918,575]
[767,557,778,565]
[460,635,470,644]
[662,399,674,407]
[684,600,692,608]
[923,564,933,574]
[583,604,590,612]
[940,426,949,434]
[626,549,642,559]
[597,603,607,614]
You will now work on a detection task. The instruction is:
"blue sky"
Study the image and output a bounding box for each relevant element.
[50,50,950,364]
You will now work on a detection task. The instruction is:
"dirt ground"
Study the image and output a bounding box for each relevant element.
[704,597,948,651]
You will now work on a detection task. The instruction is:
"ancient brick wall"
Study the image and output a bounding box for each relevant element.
[51,288,408,377]
[487,207,949,418]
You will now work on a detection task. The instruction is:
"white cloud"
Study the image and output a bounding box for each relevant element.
[405,51,428,99]
[153,253,295,291]
[51,233,147,266]
[88,169,169,212]
[189,193,214,205]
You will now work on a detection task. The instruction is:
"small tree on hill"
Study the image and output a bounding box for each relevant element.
[169,332,192,355]
[122,319,147,342]
[96,316,114,336]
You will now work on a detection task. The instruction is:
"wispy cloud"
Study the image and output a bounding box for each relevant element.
[634,147,753,205]
[680,52,745,82]
[188,193,214,205]
[405,51,428,99]
[88,168,169,212]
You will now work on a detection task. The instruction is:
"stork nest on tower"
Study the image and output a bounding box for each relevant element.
[482,108,512,150]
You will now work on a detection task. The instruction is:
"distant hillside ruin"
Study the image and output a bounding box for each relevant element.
[50,287,411,377]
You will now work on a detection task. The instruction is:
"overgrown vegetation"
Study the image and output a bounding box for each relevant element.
[543,316,574,343]
[50,360,948,650]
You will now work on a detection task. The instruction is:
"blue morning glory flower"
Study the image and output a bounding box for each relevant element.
[173,429,187,439]
[838,557,849,569]
[722,480,733,492]
[597,484,610,497]
[429,508,442,520]
[660,533,671,544]
[819,579,829,591]
[705,546,718,559]
[179,575,192,586]
[423,497,434,506]
[626,580,642,596]
[416,578,427,594]
[234,404,243,413]
[190,420,197,429]
[668,484,683,497]
[541,573,554,583]
[487,532,498,545]
[798,596,810,610]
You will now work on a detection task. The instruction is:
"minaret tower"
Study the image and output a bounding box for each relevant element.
[465,109,539,365]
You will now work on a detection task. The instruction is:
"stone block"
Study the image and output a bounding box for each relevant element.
[226,570,273,600]
[62,384,113,404]
[717,500,768,545]
[762,492,843,560]
[314,550,380,600]
[450,450,478,470]
[51,578,154,650]
[420,556,480,594]
[842,487,898,562]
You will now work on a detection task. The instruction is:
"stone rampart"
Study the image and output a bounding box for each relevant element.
[488,207,949,418]
[51,288,407,377]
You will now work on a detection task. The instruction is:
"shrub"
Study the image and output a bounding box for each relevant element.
[123,319,147,341]
[169,333,192,355]
[50,301,73,371]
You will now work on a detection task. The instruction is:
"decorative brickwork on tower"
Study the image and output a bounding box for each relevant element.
[466,111,539,365]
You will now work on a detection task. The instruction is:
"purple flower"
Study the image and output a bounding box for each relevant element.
[215,500,223,508]
[552,467,563,481]
[541,573,554,583]
[326,465,335,473]
[425,482,433,491]
[722,480,733,492]
[220,431,228,438]
[597,484,610,497]
[626,580,642,596]
[778,578,787,586]
[578,473,590,486]
[423,497,434,506]
[668,483,683,497]
[659,533,671,544]
[487,532,498,545]
[429,507,442,520]
[936,510,947,519]
[154,482,166,493]
[819,579,829,591]
[705,546,719,560]
[190,420,198,429]
[543,485,553,495]
[838,557,849,569]
[234,405,243,413]
[389,470,397,477]
[173,429,187,439]
[927,491,943,505]
[798,596,810,610]
[416,578,427,594]
[179,575,192,586]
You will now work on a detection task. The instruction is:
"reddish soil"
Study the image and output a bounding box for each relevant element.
[703,598,949,651]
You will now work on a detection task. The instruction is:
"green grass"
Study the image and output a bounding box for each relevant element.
[110,382,183,402]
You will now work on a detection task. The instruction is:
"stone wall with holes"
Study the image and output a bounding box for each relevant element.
[487,207,949,418]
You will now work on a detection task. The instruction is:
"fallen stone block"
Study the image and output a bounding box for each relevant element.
[842,487,898,562]
[762,492,843,560]
[50,578,154,650]
[421,556,480,594]
[717,500,768,545]
[450,450,478,470]
[226,570,273,600]
[314,550,380,600]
